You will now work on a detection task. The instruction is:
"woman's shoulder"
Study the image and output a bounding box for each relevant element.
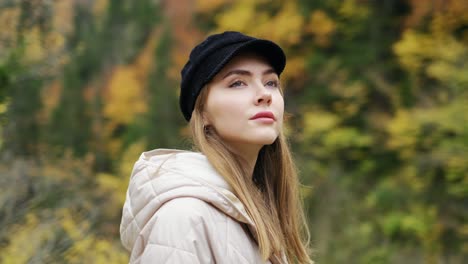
[156,197,226,224]
[144,197,265,264]
[135,148,207,170]
[132,148,233,191]
[148,197,229,250]
[139,148,201,161]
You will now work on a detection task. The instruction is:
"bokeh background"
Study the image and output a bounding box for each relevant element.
[0,0,467,263]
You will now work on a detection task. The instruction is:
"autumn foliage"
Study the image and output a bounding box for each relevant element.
[0,0,467,263]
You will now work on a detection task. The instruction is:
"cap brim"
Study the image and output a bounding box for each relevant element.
[203,39,286,84]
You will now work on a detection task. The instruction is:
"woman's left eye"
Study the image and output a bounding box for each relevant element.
[228,80,245,88]
[265,80,279,88]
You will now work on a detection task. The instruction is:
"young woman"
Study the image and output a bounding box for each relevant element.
[120,31,312,264]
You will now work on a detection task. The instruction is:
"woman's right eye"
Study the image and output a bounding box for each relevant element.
[228,80,245,88]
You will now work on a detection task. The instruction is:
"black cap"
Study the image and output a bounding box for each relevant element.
[179,31,286,121]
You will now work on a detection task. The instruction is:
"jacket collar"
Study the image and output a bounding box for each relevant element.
[139,149,255,226]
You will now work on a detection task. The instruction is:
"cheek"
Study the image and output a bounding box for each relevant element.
[273,94,284,131]
[205,95,253,144]
[275,94,285,118]
[205,91,244,127]
[208,104,245,132]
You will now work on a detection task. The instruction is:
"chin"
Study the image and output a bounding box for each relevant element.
[220,129,279,148]
[250,135,278,146]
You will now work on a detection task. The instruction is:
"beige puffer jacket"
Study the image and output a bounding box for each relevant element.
[120,149,287,264]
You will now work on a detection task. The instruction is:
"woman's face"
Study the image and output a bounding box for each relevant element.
[204,52,284,154]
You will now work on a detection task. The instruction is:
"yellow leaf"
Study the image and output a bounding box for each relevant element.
[53,0,74,35]
[307,10,336,47]
[215,0,257,32]
[338,0,370,20]
[0,7,20,56]
[93,0,109,17]
[303,110,340,138]
[195,0,228,13]
[386,110,419,158]
[22,26,45,63]
[103,66,147,125]
[1,214,53,263]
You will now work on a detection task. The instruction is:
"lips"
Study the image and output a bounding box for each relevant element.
[250,111,276,121]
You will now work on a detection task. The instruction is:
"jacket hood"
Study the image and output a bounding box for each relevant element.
[120,149,254,251]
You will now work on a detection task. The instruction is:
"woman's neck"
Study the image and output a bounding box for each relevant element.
[227,142,261,179]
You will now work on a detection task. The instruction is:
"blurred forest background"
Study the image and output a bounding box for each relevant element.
[0,0,467,263]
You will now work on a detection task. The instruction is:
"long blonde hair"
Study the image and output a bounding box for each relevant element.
[190,85,313,263]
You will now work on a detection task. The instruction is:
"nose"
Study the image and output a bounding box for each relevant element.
[255,85,272,106]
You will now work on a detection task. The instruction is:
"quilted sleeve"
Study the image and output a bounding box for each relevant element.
[140,197,226,264]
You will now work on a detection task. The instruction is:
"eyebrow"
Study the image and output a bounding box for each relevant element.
[222,68,277,80]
